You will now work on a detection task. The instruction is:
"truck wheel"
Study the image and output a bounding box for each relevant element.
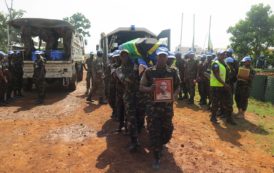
[68,74,77,91]
[77,64,83,81]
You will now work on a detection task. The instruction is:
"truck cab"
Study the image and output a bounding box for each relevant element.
[100,26,170,58]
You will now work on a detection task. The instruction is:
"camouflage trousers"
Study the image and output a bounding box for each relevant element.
[0,80,6,103]
[146,102,174,152]
[198,79,210,103]
[136,91,148,131]
[179,81,188,97]
[235,83,250,111]
[116,90,125,129]
[211,87,233,118]
[86,71,92,91]
[108,80,117,117]
[123,92,138,138]
[88,78,105,99]
[34,78,45,100]
[185,78,196,101]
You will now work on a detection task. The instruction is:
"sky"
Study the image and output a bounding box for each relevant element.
[1,0,274,52]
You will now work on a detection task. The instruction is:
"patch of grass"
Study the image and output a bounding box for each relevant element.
[247,98,274,117]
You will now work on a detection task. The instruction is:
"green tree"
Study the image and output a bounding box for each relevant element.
[63,13,91,37]
[0,9,25,51]
[0,12,8,52]
[227,3,274,61]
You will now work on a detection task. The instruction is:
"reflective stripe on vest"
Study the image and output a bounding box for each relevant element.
[210,60,226,87]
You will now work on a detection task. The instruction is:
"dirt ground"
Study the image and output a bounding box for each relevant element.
[0,76,273,173]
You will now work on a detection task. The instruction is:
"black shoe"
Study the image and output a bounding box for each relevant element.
[129,142,139,152]
[35,99,43,105]
[188,100,194,105]
[99,99,108,104]
[152,159,160,170]
[210,116,218,124]
[182,96,188,100]
[227,118,237,125]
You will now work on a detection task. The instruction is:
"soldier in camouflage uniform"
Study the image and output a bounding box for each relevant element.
[140,47,181,169]
[33,51,46,104]
[184,51,198,104]
[210,50,236,125]
[12,52,24,97]
[104,53,112,100]
[86,50,107,104]
[83,52,94,95]
[108,50,120,119]
[116,49,140,151]
[167,52,176,68]
[175,52,188,100]
[197,54,209,105]
[0,52,8,106]
[6,52,15,100]
[235,56,256,118]
[114,60,126,132]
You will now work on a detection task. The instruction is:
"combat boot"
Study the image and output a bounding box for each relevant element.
[129,137,140,152]
[99,97,108,104]
[178,92,183,100]
[210,114,218,124]
[188,98,194,105]
[182,95,188,100]
[152,150,161,170]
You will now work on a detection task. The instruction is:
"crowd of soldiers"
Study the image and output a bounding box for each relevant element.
[84,46,255,169]
[0,51,24,106]
[0,50,46,105]
[1,45,255,169]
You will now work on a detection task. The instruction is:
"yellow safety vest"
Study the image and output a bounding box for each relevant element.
[210,60,226,87]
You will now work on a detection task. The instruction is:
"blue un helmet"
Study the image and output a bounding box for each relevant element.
[168,51,176,59]
[226,48,234,54]
[225,57,235,64]
[97,50,103,57]
[241,56,252,62]
[8,50,15,55]
[201,54,207,61]
[156,47,169,56]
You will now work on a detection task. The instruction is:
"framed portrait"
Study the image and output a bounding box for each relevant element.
[154,78,173,102]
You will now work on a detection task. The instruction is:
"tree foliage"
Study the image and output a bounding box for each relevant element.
[63,13,91,37]
[0,9,25,51]
[227,3,274,61]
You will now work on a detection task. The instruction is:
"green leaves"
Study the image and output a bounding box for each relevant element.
[228,3,274,62]
[0,9,25,51]
[63,13,91,38]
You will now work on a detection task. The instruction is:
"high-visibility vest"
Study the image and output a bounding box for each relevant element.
[210,60,226,87]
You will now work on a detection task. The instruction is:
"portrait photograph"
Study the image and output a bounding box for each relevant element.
[154,78,173,102]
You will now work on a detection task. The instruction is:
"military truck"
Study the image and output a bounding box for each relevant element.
[9,18,85,91]
[100,26,171,60]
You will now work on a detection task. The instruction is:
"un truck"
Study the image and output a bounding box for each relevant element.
[100,26,171,60]
[9,18,85,91]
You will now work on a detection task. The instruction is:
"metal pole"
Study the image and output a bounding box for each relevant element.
[5,0,13,50]
[192,14,195,51]
[179,13,183,49]
[208,15,212,51]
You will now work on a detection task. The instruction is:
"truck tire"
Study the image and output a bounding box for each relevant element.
[68,74,77,91]
[77,64,83,81]
[75,63,83,82]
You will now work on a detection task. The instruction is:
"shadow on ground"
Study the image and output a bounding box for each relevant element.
[96,119,183,173]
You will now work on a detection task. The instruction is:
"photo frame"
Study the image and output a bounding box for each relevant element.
[154,77,173,102]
